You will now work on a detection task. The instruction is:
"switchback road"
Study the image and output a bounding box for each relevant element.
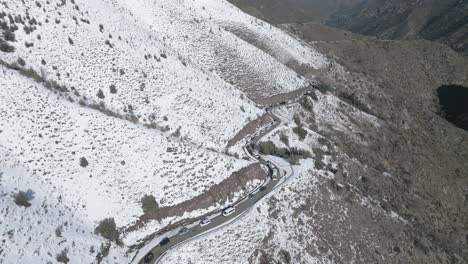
[134,94,309,264]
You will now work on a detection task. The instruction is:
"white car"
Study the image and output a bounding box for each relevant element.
[178,227,189,235]
[271,168,279,180]
[200,218,211,227]
[222,206,235,217]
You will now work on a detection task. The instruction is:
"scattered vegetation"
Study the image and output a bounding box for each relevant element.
[16,57,25,67]
[307,91,319,101]
[257,141,311,165]
[56,249,70,263]
[96,89,105,99]
[315,83,331,94]
[104,40,113,48]
[279,132,289,146]
[292,126,308,141]
[96,242,111,264]
[109,84,117,94]
[3,28,16,42]
[299,96,313,112]
[55,225,63,237]
[94,218,120,243]
[0,39,15,52]
[0,59,68,92]
[293,113,301,125]
[13,189,35,208]
[339,92,372,114]
[141,194,159,214]
[79,157,88,167]
[171,126,181,137]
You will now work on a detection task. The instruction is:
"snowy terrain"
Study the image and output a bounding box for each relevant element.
[0,68,250,263]
[161,160,335,264]
[161,92,390,264]
[0,0,329,263]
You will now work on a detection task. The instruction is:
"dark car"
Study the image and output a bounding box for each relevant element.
[259,186,267,192]
[144,252,154,263]
[159,237,170,246]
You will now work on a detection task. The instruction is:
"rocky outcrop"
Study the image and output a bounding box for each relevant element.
[229,0,468,55]
[327,0,468,55]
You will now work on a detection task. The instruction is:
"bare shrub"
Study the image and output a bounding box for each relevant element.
[96,89,105,99]
[94,218,119,243]
[79,157,89,167]
[56,249,69,263]
[0,39,14,52]
[292,126,308,141]
[109,84,117,94]
[17,57,25,67]
[55,225,63,237]
[141,194,159,214]
[279,132,289,146]
[13,189,35,208]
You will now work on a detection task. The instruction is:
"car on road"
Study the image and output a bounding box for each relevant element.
[200,218,211,226]
[178,227,189,236]
[159,237,170,246]
[249,187,260,198]
[143,252,154,263]
[222,206,235,216]
[271,168,279,180]
[254,154,261,159]
[260,186,267,192]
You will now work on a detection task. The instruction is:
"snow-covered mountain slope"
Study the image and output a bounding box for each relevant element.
[161,30,468,264]
[0,66,251,263]
[0,0,328,262]
[118,0,327,99]
[160,92,386,264]
[1,0,327,150]
[1,0,253,151]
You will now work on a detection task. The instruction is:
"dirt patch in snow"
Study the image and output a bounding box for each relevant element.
[126,163,267,233]
[227,113,274,148]
[254,85,313,106]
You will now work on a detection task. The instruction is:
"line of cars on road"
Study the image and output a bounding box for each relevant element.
[146,205,238,263]
[142,103,300,264]
[251,147,280,181]
[199,205,235,227]
[143,147,282,263]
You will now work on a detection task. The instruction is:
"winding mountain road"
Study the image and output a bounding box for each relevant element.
[135,95,308,264]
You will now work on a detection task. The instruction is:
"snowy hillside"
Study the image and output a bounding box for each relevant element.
[0,65,253,263]
[158,92,391,264]
[0,0,328,263]
[161,160,331,264]
[1,0,262,151]
[0,0,327,150]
